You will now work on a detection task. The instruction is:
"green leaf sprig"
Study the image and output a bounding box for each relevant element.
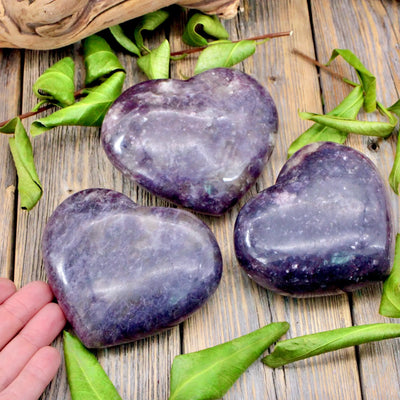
[109,10,291,80]
[289,48,400,192]
[182,13,229,47]
[379,234,400,318]
[0,118,42,210]
[31,35,126,136]
[63,331,122,400]
[263,323,400,368]
[32,57,75,110]
[194,39,256,75]
[0,34,125,209]
[109,10,171,79]
[288,85,364,157]
[169,322,289,400]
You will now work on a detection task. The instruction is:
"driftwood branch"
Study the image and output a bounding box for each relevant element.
[0,0,240,50]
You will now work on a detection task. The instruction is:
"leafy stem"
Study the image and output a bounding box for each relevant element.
[170,31,293,57]
[292,48,357,86]
[0,89,85,128]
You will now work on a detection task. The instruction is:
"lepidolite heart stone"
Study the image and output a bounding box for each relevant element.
[234,142,394,297]
[42,189,222,348]
[101,68,278,215]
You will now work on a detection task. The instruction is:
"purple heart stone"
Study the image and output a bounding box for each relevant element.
[42,189,222,348]
[101,68,278,215]
[234,142,395,297]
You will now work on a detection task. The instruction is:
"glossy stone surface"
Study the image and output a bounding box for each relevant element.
[234,142,394,297]
[101,68,278,215]
[42,189,222,348]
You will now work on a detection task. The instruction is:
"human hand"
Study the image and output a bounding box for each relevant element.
[0,278,66,400]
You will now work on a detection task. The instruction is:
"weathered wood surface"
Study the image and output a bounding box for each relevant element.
[0,0,399,399]
[0,0,240,49]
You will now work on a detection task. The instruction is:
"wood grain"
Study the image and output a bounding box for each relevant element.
[0,49,20,280]
[311,1,400,399]
[2,0,399,399]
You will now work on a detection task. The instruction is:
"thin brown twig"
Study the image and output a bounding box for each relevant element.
[292,48,349,82]
[0,89,85,128]
[0,33,292,128]
[170,31,293,57]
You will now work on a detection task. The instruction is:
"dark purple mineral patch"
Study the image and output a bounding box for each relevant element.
[234,142,395,297]
[42,189,222,347]
[101,68,278,215]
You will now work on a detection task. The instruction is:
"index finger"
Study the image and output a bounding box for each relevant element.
[0,281,53,350]
[0,278,17,304]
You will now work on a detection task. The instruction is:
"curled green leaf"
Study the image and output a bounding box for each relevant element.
[194,40,256,75]
[109,25,141,57]
[137,39,170,79]
[33,57,75,108]
[183,13,229,47]
[299,104,397,138]
[169,322,289,400]
[84,35,125,86]
[31,71,126,136]
[63,331,122,400]
[134,10,169,53]
[288,85,364,157]
[263,323,400,368]
[389,133,400,194]
[388,98,400,118]
[380,234,400,317]
[327,49,376,112]
[0,118,42,210]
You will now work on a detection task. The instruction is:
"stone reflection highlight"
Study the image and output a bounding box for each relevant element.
[42,189,222,348]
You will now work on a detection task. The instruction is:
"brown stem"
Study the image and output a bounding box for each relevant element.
[170,31,293,57]
[0,104,53,128]
[0,89,85,128]
[292,48,350,83]
[0,33,292,128]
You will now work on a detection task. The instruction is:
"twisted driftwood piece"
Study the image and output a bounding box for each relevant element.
[0,0,240,50]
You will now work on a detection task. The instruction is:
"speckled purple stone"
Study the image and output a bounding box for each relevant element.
[101,68,278,215]
[42,189,222,348]
[234,142,395,297]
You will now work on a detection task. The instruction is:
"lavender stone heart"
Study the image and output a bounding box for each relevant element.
[42,189,222,348]
[101,68,278,215]
[234,142,395,297]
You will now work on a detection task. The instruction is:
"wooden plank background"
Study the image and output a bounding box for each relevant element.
[0,0,399,399]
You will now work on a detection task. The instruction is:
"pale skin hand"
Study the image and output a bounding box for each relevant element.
[0,278,66,400]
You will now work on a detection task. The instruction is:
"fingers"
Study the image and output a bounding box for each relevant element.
[0,302,66,392]
[0,278,16,304]
[0,346,61,400]
[0,281,53,350]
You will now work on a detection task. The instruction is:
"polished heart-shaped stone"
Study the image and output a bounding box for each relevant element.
[234,142,394,297]
[101,68,278,215]
[42,189,222,348]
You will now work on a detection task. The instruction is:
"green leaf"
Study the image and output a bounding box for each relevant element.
[194,40,256,75]
[380,234,400,317]
[84,35,125,86]
[109,25,141,57]
[31,71,126,136]
[388,98,400,117]
[33,57,75,108]
[389,133,400,194]
[134,10,170,52]
[63,331,122,400]
[263,323,400,368]
[299,102,397,138]
[183,13,229,47]
[0,118,42,210]
[169,322,289,400]
[137,39,170,79]
[327,49,376,112]
[288,85,364,158]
